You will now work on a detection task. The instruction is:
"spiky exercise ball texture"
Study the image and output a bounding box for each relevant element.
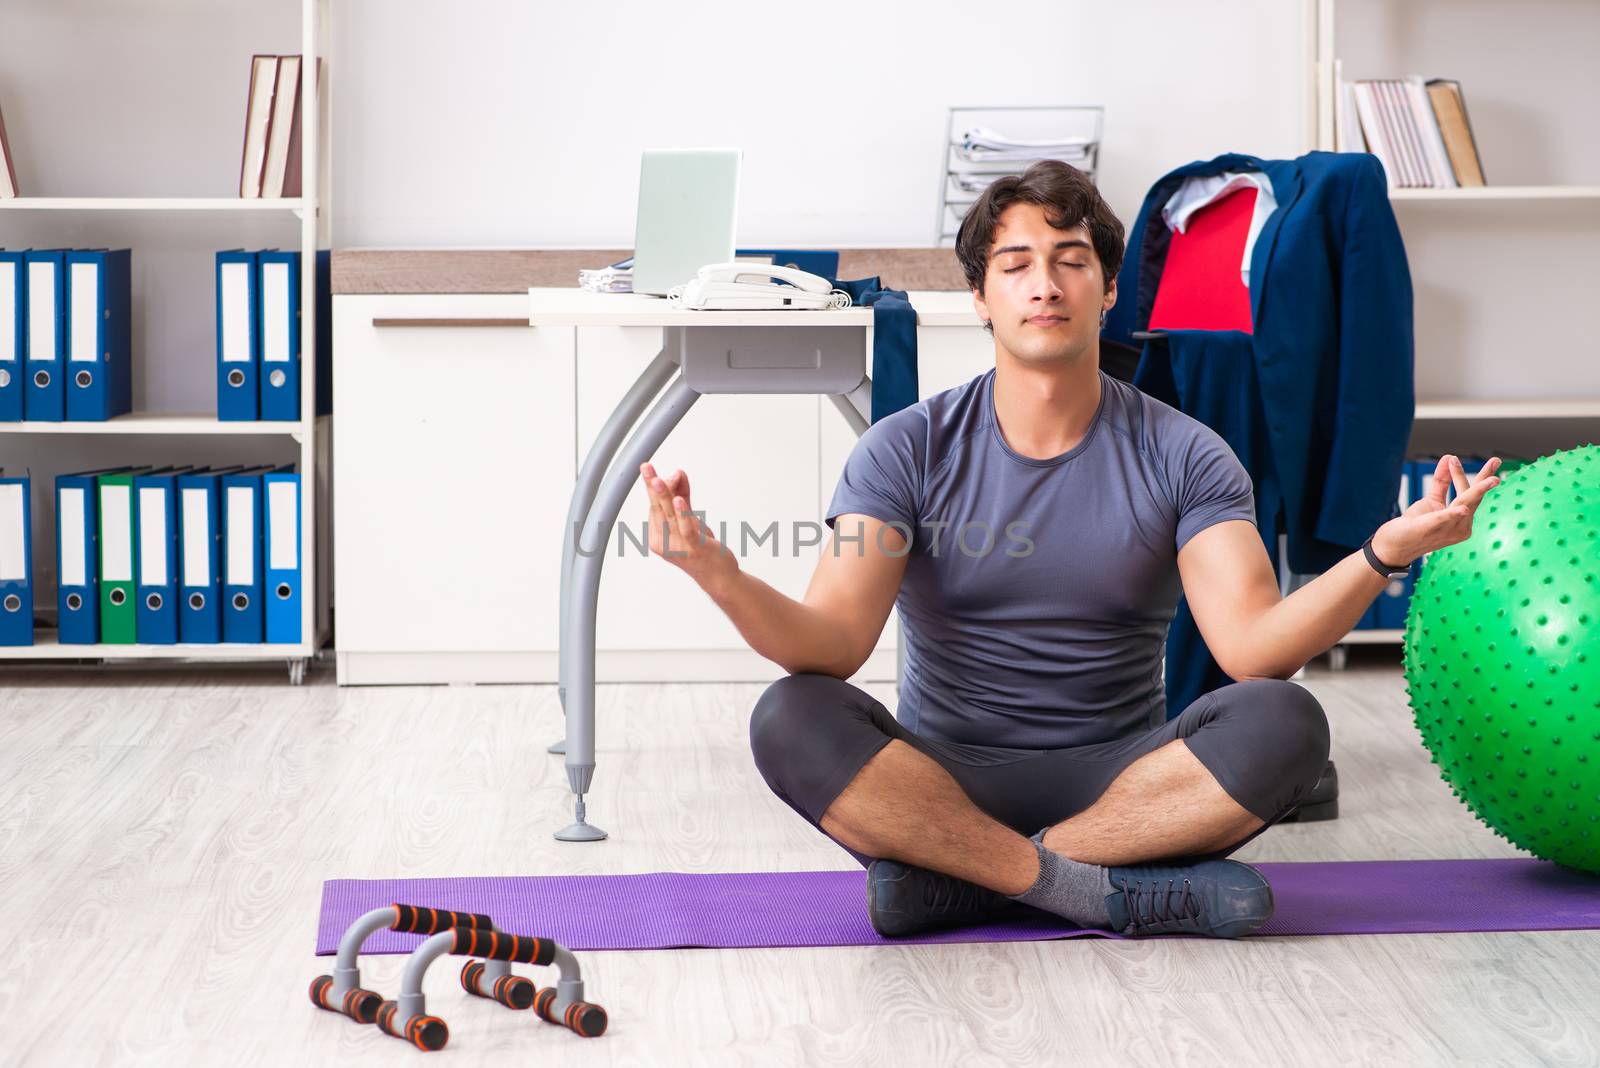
[1403,445,1600,873]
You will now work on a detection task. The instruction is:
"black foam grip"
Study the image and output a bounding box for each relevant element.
[309,975,380,1024]
[376,1001,448,1051]
[408,1015,449,1051]
[564,1002,608,1038]
[451,926,555,965]
[493,973,536,1010]
[390,903,493,936]
[342,987,382,1024]
[461,960,532,1008]
[533,988,607,1037]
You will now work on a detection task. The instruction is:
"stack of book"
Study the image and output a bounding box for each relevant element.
[238,53,320,198]
[1337,74,1486,189]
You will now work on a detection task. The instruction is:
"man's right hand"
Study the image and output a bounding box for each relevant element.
[639,461,738,594]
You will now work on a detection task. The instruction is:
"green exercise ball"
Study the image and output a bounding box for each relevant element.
[1402,444,1600,874]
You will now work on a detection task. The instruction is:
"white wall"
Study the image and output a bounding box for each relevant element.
[329,0,1310,249]
[0,0,1315,414]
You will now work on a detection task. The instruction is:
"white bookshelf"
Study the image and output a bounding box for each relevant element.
[15,630,314,661]
[1389,185,1600,203]
[1415,398,1600,421]
[1304,0,1600,658]
[0,0,332,681]
[0,413,327,436]
[0,198,309,213]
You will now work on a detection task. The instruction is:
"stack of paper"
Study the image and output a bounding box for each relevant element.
[956,127,1092,165]
[578,258,634,294]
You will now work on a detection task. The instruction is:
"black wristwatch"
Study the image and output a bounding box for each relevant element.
[1361,534,1410,580]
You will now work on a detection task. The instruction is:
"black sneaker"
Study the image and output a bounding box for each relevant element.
[1105,859,1274,938]
[1279,759,1340,823]
[865,859,1010,938]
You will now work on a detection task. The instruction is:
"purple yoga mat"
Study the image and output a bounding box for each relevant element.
[316,859,1600,954]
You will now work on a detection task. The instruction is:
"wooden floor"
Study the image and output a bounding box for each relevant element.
[4,655,1598,1067]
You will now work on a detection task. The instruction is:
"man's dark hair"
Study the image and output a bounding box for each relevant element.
[954,160,1125,297]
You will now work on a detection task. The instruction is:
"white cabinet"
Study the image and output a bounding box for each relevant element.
[331,289,988,685]
[333,294,574,682]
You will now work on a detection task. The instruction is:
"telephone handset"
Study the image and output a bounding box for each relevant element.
[668,262,853,311]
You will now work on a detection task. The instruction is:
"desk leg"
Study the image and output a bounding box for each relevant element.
[558,373,702,842]
[828,375,873,436]
[553,344,679,755]
[826,390,868,439]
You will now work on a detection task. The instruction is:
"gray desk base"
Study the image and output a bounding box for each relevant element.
[550,322,895,841]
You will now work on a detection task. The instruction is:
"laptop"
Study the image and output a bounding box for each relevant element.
[630,148,742,297]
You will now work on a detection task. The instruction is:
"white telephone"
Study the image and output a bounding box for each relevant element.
[668,262,853,311]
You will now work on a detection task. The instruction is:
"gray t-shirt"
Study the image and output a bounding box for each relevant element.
[825,367,1255,750]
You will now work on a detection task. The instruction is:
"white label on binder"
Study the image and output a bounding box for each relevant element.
[182,488,210,587]
[60,488,87,587]
[221,262,250,362]
[227,486,254,584]
[28,261,57,361]
[267,479,297,569]
[139,486,168,586]
[102,486,133,578]
[262,262,290,363]
[69,262,100,362]
[101,485,133,583]
[0,483,24,581]
[0,262,15,363]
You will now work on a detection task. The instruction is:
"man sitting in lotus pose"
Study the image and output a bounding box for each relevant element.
[636,160,1500,938]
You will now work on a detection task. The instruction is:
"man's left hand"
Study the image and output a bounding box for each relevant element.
[1371,454,1502,568]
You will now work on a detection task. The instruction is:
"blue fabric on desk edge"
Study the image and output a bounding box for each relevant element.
[832,276,918,424]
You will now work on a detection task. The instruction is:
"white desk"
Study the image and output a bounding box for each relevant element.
[529,287,976,841]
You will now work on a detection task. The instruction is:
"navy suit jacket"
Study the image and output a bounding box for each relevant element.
[1104,151,1413,717]
[1106,150,1414,575]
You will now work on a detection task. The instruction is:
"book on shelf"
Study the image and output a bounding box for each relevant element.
[239,54,278,198]
[1425,79,1487,187]
[1404,76,1457,189]
[1333,60,1364,156]
[280,57,321,198]
[1341,75,1485,189]
[240,54,319,199]
[0,98,17,199]
[260,55,301,199]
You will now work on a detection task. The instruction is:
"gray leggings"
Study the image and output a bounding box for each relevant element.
[748,674,1330,867]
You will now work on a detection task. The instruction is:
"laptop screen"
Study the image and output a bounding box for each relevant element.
[631,148,741,297]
